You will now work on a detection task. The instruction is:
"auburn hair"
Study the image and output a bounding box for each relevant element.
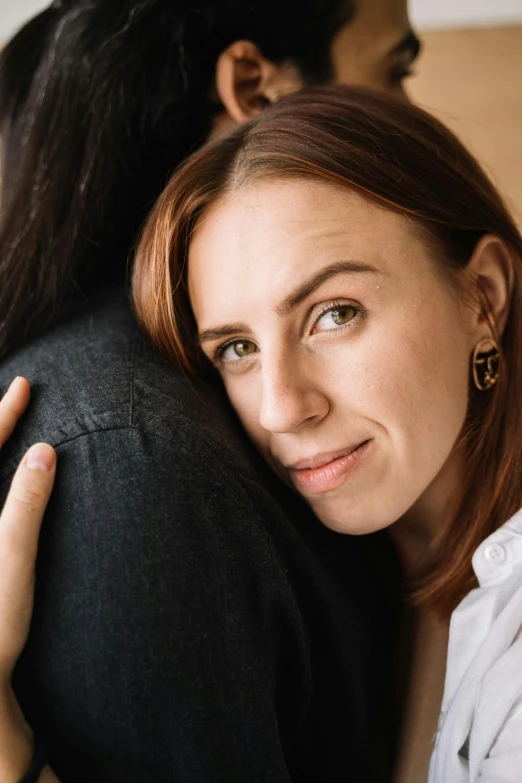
[133,85,522,617]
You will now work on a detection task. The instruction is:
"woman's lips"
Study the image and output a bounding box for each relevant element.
[288,440,371,494]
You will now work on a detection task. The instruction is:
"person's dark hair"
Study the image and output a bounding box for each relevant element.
[0,0,355,360]
[132,85,522,617]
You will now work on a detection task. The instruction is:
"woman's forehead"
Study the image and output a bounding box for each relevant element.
[188,179,421,286]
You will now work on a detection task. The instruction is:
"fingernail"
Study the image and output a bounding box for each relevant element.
[26,444,55,472]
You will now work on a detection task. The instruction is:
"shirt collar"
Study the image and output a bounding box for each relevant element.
[472,507,522,588]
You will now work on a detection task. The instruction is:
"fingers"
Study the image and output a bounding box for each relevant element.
[0,377,31,449]
[0,443,56,683]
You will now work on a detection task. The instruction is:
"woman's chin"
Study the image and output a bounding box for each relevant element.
[319,512,391,536]
[308,494,398,536]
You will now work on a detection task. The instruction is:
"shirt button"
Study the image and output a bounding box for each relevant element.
[484,543,506,563]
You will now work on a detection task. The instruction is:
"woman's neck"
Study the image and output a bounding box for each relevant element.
[390,448,463,574]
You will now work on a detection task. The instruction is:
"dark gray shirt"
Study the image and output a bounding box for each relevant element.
[0,287,397,782]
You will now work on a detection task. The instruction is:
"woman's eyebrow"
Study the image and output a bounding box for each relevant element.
[199,323,250,344]
[275,260,380,316]
[199,260,380,345]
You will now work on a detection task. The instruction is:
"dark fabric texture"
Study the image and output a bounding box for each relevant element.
[0,287,399,782]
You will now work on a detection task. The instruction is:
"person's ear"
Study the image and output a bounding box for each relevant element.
[214,40,303,124]
[466,234,514,337]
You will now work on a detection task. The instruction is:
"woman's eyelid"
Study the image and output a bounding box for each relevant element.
[214,337,258,364]
[309,299,362,334]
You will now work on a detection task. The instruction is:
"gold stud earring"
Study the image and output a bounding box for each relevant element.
[472,337,501,391]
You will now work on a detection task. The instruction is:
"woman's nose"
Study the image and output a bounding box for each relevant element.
[258,356,329,434]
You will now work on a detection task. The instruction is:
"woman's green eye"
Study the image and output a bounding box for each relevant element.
[316,304,357,332]
[219,340,258,362]
[234,341,256,357]
[331,306,356,325]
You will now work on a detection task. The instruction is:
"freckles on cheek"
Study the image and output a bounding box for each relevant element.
[340,328,445,431]
[341,334,422,403]
[372,321,468,457]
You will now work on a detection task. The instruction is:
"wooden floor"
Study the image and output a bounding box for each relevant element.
[410,26,522,222]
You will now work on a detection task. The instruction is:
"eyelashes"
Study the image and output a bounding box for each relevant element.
[212,298,365,367]
[214,339,258,364]
[312,301,362,334]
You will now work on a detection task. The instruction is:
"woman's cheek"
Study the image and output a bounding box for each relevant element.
[223,376,267,445]
[327,308,467,452]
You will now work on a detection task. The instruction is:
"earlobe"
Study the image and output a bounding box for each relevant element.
[214,40,303,126]
[467,235,514,336]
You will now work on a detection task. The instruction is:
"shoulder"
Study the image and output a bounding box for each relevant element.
[433,526,522,781]
[0,286,251,483]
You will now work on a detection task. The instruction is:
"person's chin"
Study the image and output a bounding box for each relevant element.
[311,495,393,536]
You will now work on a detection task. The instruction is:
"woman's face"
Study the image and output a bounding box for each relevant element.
[188,180,477,535]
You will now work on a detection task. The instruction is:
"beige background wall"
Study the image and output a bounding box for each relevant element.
[410,26,522,222]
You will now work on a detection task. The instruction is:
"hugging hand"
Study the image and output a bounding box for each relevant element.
[0,377,56,781]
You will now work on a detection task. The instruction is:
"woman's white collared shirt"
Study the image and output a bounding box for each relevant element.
[428,507,522,782]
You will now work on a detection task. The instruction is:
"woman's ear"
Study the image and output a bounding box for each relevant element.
[213,40,303,126]
[467,234,514,336]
